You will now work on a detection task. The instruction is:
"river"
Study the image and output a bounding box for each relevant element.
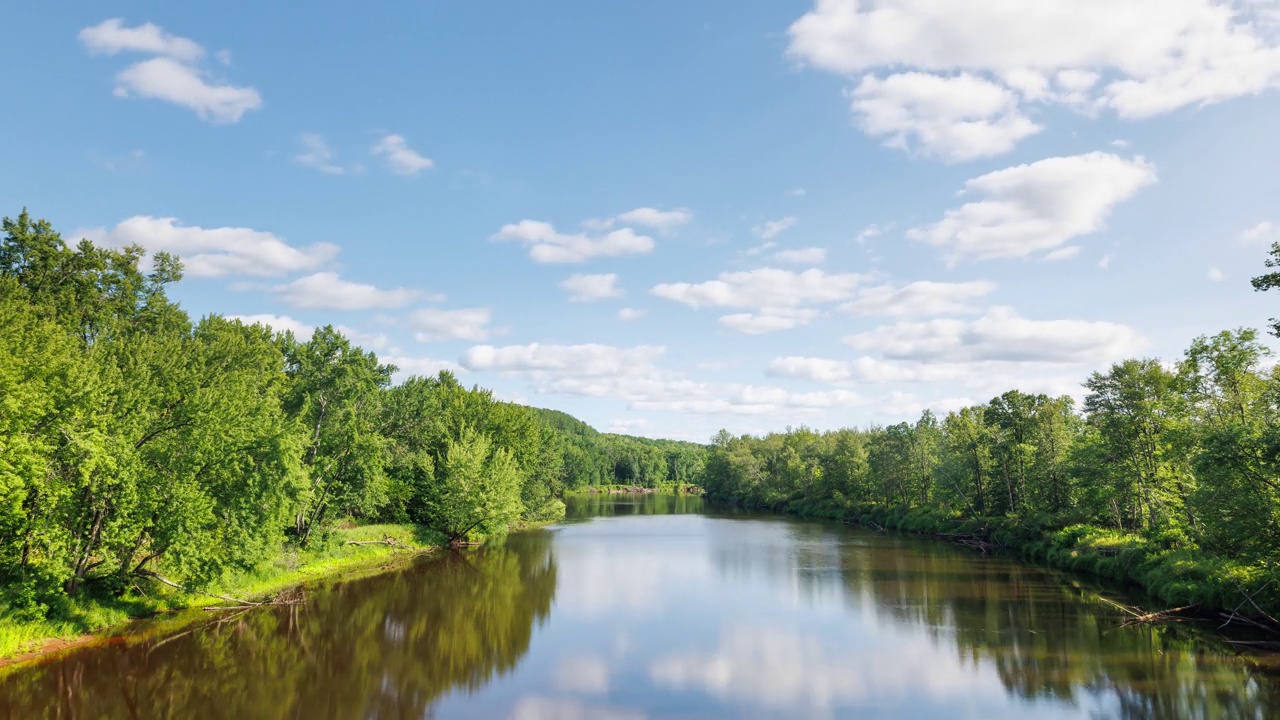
[2,494,1277,719]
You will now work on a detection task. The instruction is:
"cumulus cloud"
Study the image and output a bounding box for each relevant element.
[907,152,1157,262]
[461,342,866,415]
[618,307,646,321]
[381,354,464,379]
[271,272,420,310]
[838,280,995,317]
[652,268,862,310]
[1208,266,1226,281]
[371,133,433,175]
[561,273,624,302]
[228,313,314,339]
[767,356,855,383]
[79,18,204,61]
[845,306,1144,364]
[493,221,654,263]
[754,216,798,240]
[616,207,693,232]
[77,215,338,278]
[850,72,1042,162]
[773,247,827,265]
[112,56,261,123]
[652,268,862,333]
[1241,220,1277,244]
[295,134,345,175]
[1043,246,1082,261]
[410,308,491,342]
[787,0,1280,157]
[81,20,260,123]
[720,308,819,334]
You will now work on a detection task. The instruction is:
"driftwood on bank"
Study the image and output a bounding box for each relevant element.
[932,532,1002,554]
[344,536,408,548]
[139,571,305,611]
[1096,595,1198,626]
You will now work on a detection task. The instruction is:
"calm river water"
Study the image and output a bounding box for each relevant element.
[3,494,1278,719]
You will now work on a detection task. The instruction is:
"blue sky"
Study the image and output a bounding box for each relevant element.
[3,1,1279,441]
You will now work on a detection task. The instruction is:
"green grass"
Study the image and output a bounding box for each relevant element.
[0,523,445,664]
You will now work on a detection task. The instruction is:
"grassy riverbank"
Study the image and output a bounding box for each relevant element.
[0,523,445,663]
[793,501,1279,621]
[564,483,702,496]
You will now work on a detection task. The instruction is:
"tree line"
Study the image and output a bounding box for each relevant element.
[703,244,1280,613]
[0,211,705,618]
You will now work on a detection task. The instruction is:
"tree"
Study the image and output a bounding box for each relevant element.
[416,426,523,544]
[1251,241,1280,336]
[1084,359,1188,531]
[284,326,393,545]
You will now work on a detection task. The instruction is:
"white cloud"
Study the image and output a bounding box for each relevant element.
[773,247,827,265]
[112,56,261,123]
[371,133,433,175]
[463,343,667,378]
[616,207,693,232]
[653,268,863,334]
[561,273,624,302]
[493,220,654,263]
[382,354,464,380]
[461,342,866,416]
[838,280,995,317]
[271,272,420,310]
[855,224,885,244]
[1241,220,1277,244]
[410,308,491,342]
[845,306,1144,364]
[78,215,338,278]
[767,356,854,383]
[652,268,862,310]
[79,19,205,62]
[618,307,646,321]
[908,152,1157,262]
[81,20,260,123]
[754,216,798,240]
[720,308,819,334]
[228,313,314,339]
[295,134,345,175]
[787,0,1280,156]
[1043,245,1082,261]
[850,72,1042,162]
[1099,254,1114,269]
[1208,266,1226,281]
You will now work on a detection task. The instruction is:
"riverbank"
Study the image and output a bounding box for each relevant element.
[0,523,445,666]
[762,500,1280,628]
[564,483,703,496]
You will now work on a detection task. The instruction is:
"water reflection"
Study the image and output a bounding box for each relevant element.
[0,534,556,719]
[3,495,1278,719]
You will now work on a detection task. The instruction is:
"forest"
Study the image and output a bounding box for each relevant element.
[702,243,1280,617]
[0,211,704,652]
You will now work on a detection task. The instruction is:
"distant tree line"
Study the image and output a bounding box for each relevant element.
[702,243,1280,612]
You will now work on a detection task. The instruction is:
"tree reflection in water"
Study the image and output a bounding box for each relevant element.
[0,533,556,720]
[3,499,1279,720]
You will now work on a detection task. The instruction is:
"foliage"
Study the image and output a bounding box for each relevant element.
[0,211,703,653]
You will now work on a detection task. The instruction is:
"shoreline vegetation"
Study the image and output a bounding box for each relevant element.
[0,212,706,664]
[5,209,1280,667]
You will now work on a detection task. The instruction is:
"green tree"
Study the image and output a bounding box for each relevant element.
[417,426,523,543]
[284,326,393,545]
